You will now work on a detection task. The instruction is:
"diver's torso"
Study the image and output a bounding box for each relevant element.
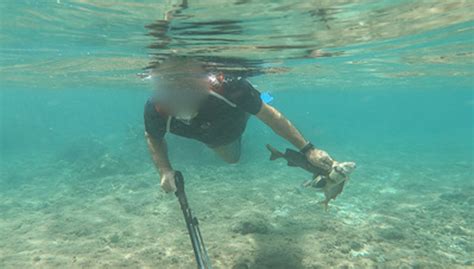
[168,95,249,147]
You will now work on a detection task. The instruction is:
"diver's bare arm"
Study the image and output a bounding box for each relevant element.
[145,133,173,175]
[256,103,308,150]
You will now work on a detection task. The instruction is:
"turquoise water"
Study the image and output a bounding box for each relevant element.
[1,1,473,268]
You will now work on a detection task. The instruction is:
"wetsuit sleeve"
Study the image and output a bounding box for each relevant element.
[144,100,167,142]
[224,77,263,114]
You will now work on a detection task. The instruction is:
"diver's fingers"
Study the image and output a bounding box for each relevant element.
[316,150,333,164]
[322,153,334,164]
[324,158,334,168]
[307,148,334,172]
[314,161,331,172]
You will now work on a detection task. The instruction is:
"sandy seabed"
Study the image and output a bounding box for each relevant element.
[0,147,472,269]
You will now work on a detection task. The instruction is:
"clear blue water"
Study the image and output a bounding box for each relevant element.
[0,1,473,268]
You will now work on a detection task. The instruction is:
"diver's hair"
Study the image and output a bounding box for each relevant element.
[151,55,211,96]
[152,56,207,78]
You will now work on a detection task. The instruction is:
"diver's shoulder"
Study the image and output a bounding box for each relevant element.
[222,75,252,91]
[144,98,155,112]
[224,75,246,83]
[144,98,163,118]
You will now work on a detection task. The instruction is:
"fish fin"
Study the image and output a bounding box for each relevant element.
[266,144,283,161]
[302,180,313,188]
[335,181,345,196]
[314,177,327,188]
[318,199,330,211]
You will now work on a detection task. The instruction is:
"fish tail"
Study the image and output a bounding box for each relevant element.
[266,144,283,161]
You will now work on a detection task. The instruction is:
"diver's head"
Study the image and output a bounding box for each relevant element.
[151,56,210,120]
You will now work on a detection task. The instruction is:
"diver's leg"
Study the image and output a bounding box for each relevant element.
[212,136,242,164]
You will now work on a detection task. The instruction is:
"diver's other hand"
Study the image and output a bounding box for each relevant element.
[305,148,334,172]
[160,170,177,193]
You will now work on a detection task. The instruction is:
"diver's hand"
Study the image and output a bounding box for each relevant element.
[305,148,334,172]
[160,170,177,193]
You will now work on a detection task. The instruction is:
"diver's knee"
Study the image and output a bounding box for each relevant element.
[223,156,240,164]
[213,139,242,164]
[219,152,240,164]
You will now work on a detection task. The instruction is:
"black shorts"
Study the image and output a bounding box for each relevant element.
[205,114,249,148]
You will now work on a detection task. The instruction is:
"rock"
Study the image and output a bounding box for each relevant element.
[340,246,351,254]
[231,211,270,235]
[109,233,121,244]
[377,228,405,241]
[350,241,363,251]
[464,259,474,266]
[232,262,250,269]
[439,192,470,204]
[411,261,445,269]
[272,206,290,218]
[308,264,324,269]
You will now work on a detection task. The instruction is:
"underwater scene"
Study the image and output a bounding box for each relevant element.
[0,1,473,268]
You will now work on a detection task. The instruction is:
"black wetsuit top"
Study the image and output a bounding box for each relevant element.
[144,76,262,147]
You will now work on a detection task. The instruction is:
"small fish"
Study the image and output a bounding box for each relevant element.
[306,161,356,210]
[266,144,356,210]
[322,180,345,208]
[311,175,345,211]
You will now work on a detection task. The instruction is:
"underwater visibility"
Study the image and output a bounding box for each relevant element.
[0,1,473,268]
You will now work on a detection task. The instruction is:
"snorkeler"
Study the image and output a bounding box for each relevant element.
[144,57,334,193]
